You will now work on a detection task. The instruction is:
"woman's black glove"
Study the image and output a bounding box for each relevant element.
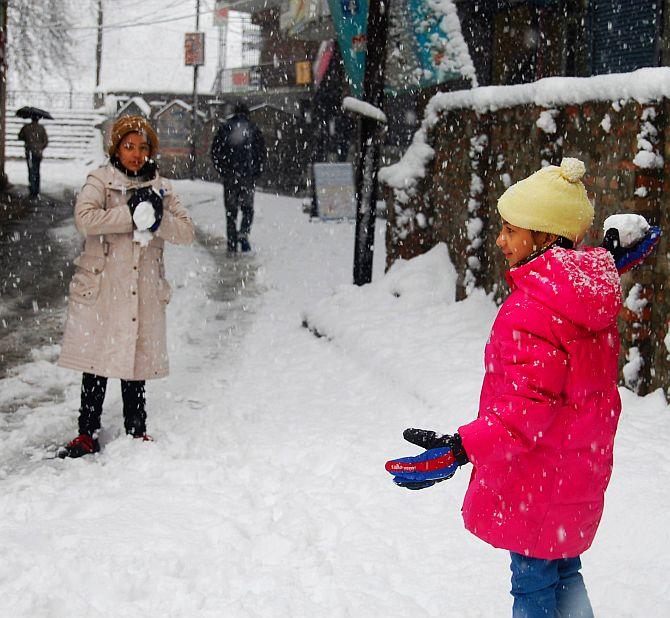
[127,186,164,232]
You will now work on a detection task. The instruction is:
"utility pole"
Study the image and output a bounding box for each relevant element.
[191,0,201,179]
[353,0,390,285]
[0,0,8,189]
[95,0,103,88]
[214,2,229,95]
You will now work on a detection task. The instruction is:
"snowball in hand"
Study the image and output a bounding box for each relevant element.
[133,201,156,231]
[603,214,650,248]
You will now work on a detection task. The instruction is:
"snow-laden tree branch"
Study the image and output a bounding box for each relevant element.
[7,0,80,87]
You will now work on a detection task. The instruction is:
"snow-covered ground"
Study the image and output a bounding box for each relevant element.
[1,162,669,616]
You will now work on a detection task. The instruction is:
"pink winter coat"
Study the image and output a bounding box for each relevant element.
[59,164,194,381]
[458,247,622,560]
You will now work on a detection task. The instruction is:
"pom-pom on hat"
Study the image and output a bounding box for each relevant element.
[108,115,159,159]
[497,157,594,242]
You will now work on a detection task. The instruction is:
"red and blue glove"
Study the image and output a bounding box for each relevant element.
[602,225,661,274]
[385,428,469,490]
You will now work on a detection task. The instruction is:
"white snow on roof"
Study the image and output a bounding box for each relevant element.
[154,99,206,119]
[118,96,152,116]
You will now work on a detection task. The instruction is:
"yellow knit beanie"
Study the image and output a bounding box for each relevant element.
[108,115,159,159]
[497,157,594,242]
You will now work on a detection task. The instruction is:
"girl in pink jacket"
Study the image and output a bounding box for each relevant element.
[391,158,622,617]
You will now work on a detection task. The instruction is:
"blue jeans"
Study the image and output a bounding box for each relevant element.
[510,552,594,617]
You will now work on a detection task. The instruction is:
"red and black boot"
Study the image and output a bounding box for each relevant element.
[57,434,100,459]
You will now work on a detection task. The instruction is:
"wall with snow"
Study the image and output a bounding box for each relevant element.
[380,71,670,397]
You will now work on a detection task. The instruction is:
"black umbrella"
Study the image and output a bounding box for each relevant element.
[16,106,53,120]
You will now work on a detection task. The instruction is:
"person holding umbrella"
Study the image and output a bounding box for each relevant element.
[16,107,51,198]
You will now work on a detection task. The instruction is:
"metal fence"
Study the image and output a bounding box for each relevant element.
[6,90,96,111]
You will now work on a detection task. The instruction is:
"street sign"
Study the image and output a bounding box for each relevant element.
[327,0,368,97]
[184,32,205,66]
[232,69,250,88]
[329,0,471,95]
[296,61,312,85]
[213,1,229,26]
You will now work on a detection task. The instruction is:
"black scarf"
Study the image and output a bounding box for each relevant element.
[111,156,158,181]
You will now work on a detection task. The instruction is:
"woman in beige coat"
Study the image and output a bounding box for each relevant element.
[57,115,194,458]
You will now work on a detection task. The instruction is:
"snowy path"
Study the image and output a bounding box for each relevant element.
[0,173,669,616]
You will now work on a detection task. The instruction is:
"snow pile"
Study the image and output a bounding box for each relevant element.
[603,214,650,247]
[1,170,670,616]
[302,244,493,405]
[426,67,670,116]
[342,97,387,123]
[378,129,435,193]
[622,282,648,393]
[624,283,648,316]
[426,0,478,88]
[378,130,435,243]
[303,243,458,335]
[633,107,664,169]
[380,68,670,219]
[536,109,558,134]
[623,346,644,391]
[600,113,612,133]
[464,135,487,294]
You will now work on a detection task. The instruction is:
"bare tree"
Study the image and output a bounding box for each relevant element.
[6,0,78,87]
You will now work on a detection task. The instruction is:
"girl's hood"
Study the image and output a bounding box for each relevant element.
[506,247,622,331]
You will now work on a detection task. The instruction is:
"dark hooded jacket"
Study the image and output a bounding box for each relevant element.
[211,113,266,179]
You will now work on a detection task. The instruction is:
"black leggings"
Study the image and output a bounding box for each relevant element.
[78,373,146,438]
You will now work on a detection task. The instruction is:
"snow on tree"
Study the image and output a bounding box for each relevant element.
[7,0,80,87]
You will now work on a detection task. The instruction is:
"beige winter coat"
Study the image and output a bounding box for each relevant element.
[58,164,194,380]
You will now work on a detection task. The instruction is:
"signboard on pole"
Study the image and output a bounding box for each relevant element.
[326,0,368,97]
[404,0,465,89]
[231,69,250,88]
[312,163,356,220]
[295,61,312,85]
[184,32,205,66]
[328,0,470,95]
[213,1,229,26]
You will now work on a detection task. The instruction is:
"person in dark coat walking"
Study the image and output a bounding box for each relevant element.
[18,118,48,197]
[211,102,266,252]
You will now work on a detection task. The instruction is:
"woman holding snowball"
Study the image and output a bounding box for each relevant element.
[57,115,194,458]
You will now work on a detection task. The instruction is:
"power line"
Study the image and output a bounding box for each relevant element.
[30,2,255,32]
